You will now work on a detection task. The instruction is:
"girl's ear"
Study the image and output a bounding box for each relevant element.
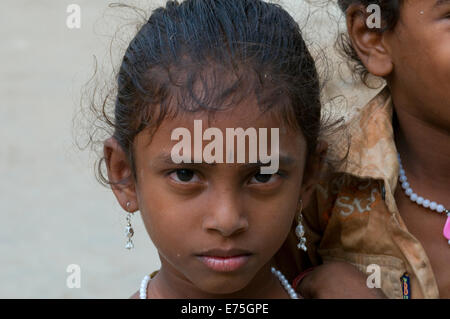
[299,140,327,208]
[103,137,138,212]
[346,4,393,77]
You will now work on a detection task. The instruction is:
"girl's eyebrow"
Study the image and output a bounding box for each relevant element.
[156,153,193,165]
[435,0,450,7]
[154,153,220,167]
[238,155,295,169]
[153,153,295,167]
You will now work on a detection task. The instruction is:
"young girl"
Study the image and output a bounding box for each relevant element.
[84,0,382,299]
[294,0,450,299]
[91,0,321,299]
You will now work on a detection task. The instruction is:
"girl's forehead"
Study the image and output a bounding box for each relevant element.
[133,91,306,158]
[154,90,293,129]
[159,102,295,134]
[134,100,306,155]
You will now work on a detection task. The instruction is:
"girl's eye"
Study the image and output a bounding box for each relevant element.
[169,169,199,183]
[249,172,280,184]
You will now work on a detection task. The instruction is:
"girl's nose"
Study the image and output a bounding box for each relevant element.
[202,191,249,237]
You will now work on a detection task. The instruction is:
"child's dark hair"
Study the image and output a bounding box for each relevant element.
[85,0,328,186]
[336,0,402,84]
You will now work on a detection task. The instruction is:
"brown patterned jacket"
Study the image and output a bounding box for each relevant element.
[300,87,440,298]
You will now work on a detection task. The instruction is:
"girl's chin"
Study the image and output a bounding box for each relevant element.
[191,274,254,296]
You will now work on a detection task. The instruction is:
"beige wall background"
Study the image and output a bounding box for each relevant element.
[0,0,380,298]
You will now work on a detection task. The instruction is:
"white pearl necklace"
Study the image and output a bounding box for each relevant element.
[139,267,298,299]
[139,274,151,299]
[270,267,299,299]
[398,153,450,245]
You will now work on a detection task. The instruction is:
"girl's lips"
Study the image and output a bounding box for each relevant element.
[198,255,251,272]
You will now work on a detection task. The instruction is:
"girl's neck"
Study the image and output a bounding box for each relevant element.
[147,260,289,299]
[394,106,450,196]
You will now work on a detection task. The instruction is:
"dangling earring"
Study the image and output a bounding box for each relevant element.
[125,201,134,250]
[295,199,307,252]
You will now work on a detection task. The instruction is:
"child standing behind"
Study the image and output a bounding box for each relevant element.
[296,0,450,299]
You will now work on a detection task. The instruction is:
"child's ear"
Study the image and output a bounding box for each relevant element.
[103,137,138,212]
[345,4,393,77]
[299,140,327,208]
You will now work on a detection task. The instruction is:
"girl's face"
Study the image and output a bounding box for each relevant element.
[384,0,450,127]
[347,0,450,128]
[106,95,318,297]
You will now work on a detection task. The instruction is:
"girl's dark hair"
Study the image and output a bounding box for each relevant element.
[336,0,402,84]
[87,0,327,186]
